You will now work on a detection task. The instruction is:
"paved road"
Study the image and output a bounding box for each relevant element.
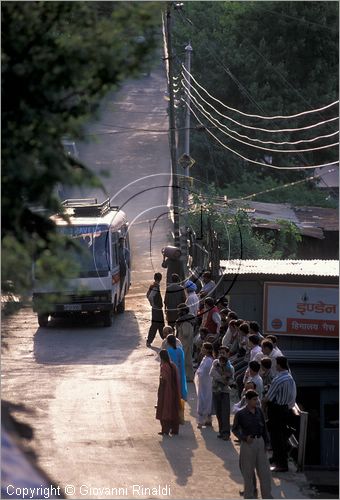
[2,65,311,499]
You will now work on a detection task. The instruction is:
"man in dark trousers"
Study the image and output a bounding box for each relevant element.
[232,390,273,499]
[209,346,234,440]
[146,272,164,347]
[262,356,297,473]
[164,273,186,327]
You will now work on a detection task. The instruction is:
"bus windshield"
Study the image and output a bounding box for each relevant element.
[58,224,110,276]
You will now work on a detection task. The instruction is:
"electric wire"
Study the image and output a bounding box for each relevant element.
[175,8,271,119]
[175,5,338,199]
[187,102,339,170]
[181,79,338,146]
[181,166,338,205]
[228,28,338,128]
[176,6,337,196]
[174,5,336,170]
[181,84,339,154]
[176,6,337,136]
[238,167,338,200]
[181,71,339,134]
[182,64,339,121]
[182,78,339,149]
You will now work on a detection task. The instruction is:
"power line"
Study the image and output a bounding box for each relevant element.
[182,65,339,121]
[174,8,269,117]
[238,168,338,200]
[182,86,339,154]
[174,4,337,170]
[231,27,337,126]
[180,79,338,145]
[183,165,338,206]
[181,71,338,134]
[188,103,339,171]
[175,3,339,198]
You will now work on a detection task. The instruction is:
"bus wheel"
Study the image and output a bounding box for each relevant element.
[116,298,125,314]
[38,313,49,327]
[103,311,112,327]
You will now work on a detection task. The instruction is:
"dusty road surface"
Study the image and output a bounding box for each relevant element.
[2,65,312,499]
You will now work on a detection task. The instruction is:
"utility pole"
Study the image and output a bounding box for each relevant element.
[165,3,180,249]
[177,42,193,278]
[183,42,193,212]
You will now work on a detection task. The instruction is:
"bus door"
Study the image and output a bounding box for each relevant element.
[110,231,120,305]
[118,230,131,299]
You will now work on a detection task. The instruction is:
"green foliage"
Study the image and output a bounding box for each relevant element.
[2,232,80,295]
[273,219,302,258]
[219,211,277,259]
[2,1,161,298]
[188,185,303,260]
[173,1,338,189]
[188,204,276,259]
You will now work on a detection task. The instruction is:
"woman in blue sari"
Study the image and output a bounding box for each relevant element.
[166,334,188,401]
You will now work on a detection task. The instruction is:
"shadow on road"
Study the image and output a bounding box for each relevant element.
[33,310,140,365]
[185,384,243,487]
[159,420,198,487]
[198,425,243,488]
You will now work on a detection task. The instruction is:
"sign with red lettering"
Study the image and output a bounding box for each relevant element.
[263,282,339,337]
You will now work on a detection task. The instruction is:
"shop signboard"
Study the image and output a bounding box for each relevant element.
[263,282,338,337]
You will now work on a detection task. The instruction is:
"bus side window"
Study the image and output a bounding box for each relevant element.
[111,232,119,268]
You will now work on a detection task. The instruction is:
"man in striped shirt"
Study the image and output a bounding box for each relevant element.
[262,356,296,473]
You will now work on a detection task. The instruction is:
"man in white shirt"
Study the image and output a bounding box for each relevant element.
[244,360,264,399]
[266,335,283,357]
[248,334,264,363]
[262,340,280,376]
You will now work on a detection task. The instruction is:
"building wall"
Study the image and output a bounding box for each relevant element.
[298,232,339,260]
[219,274,338,351]
[221,279,263,324]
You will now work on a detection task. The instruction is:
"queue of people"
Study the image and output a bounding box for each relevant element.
[149,271,297,499]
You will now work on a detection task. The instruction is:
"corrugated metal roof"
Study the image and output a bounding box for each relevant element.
[294,205,339,233]
[220,259,339,277]
[230,201,339,240]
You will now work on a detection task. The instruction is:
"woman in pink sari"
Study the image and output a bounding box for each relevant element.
[156,349,181,436]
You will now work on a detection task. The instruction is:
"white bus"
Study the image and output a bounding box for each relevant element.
[33,198,131,327]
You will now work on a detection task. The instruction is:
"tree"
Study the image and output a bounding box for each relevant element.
[188,185,304,261]
[2,1,161,300]
[173,1,338,187]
